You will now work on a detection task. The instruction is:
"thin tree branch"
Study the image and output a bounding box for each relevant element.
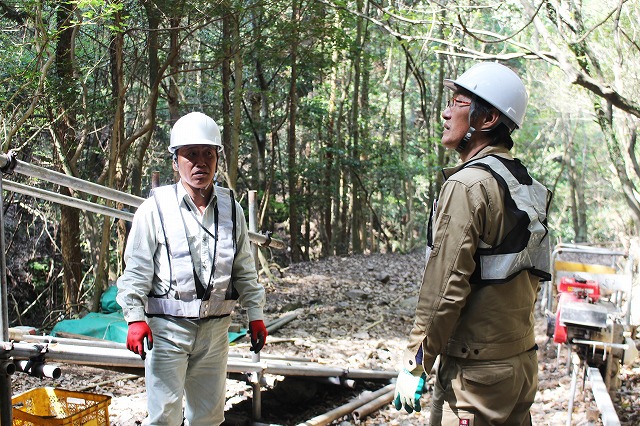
[457,0,545,44]
[0,0,29,24]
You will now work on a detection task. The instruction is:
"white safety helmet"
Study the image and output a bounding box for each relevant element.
[444,62,528,129]
[168,112,222,154]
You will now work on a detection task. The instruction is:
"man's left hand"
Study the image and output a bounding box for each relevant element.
[393,365,428,413]
[248,320,268,353]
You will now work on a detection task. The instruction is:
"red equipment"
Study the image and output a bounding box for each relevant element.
[557,277,601,302]
[553,277,603,344]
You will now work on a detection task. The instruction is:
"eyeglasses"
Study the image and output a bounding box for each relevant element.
[446,97,472,109]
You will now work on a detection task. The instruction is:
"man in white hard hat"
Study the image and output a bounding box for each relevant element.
[117,111,267,425]
[393,63,552,425]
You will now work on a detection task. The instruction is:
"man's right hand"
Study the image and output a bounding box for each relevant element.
[127,321,153,360]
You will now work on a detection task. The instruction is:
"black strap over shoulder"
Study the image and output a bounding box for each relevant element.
[226,189,239,300]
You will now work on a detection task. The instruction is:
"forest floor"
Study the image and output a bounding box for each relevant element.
[10,250,640,425]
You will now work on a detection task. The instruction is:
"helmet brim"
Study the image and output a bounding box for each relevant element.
[168,139,222,153]
[443,79,458,91]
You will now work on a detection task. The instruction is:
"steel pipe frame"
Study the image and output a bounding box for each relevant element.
[0,154,143,208]
[0,179,12,426]
[3,180,134,222]
[3,329,398,422]
[14,332,314,363]
[4,340,397,382]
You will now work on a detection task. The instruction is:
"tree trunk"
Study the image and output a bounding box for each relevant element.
[520,0,640,228]
[255,60,268,190]
[322,46,339,257]
[358,30,371,252]
[168,17,180,120]
[130,0,163,198]
[92,4,125,311]
[288,0,302,262]
[221,12,232,183]
[254,58,274,229]
[249,89,261,192]
[400,58,410,252]
[55,0,83,315]
[228,14,243,192]
[349,0,364,254]
[335,80,349,256]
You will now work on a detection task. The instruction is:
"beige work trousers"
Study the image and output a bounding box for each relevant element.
[144,315,232,426]
[429,349,538,426]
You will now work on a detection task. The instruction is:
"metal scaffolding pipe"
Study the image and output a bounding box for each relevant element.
[9,342,144,369]
[297,384,394,426]
[224,358,396,380]
[552,243,627,258]
[337,368,397,380]
[0,178,13,426]
[12,333,312,363]
[6,341,397,380]
[2,180,283,248]
[229,352,312,363]
[566,353,580,426]
[13,360,62,379]
[10,333,127,350]
[352,384,394,422]
[265,311,299,333]
[0,153,144,208]
[12,333,308,363]
[0,152,285,249]
[3,179,134,221]
[248,230,286,250]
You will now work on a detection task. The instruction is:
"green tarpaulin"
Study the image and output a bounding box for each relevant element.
[51,286,247,343]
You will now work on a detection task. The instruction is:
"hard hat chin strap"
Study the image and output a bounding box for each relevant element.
[456,102,476,153]
[456,126,475,152]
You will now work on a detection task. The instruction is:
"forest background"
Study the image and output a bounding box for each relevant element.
[1,0,639,328]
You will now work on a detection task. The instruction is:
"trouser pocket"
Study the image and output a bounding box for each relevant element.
[433,355,529,426]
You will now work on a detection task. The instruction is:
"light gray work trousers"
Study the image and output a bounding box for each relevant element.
[430,349,538,426]
[144,315,231,426]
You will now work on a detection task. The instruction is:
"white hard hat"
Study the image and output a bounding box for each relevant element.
[444,62,528,128]
[169,112,222,154]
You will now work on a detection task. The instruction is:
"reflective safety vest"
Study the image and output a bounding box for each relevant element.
[429,154,552,284]
[145,184,239,319]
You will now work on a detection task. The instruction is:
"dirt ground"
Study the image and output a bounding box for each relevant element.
[9,250,640,425]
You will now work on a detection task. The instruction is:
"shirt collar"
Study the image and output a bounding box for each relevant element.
[175,180,218,210]
[442,145,513,180]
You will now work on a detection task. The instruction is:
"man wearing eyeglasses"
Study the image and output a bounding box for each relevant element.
[394,62,552,425]
[117,112,267,425]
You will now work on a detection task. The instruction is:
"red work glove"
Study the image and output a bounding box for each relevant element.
[127,321,153,360]
[248,320,268,353]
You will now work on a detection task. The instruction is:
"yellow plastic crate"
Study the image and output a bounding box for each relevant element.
[12,387,111,426]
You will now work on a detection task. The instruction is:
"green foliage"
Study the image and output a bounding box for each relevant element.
[27,259,50,291]
[0,0,638,300]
